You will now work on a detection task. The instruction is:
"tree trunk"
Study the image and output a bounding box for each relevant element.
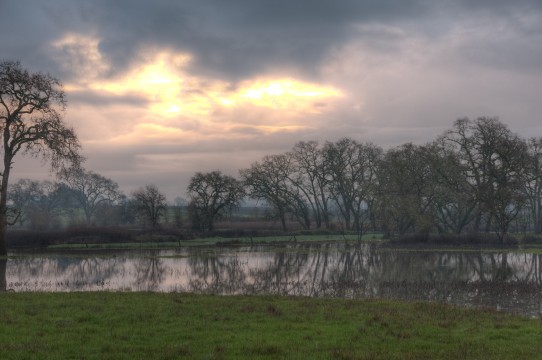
[207,214,214,231]
[342,208,351,231]
[85,208,92,226]
[0,258,6,291]
[0,225,7,257]
[536,202,542,234]
[279,210,287,232]
[0,158,12,256]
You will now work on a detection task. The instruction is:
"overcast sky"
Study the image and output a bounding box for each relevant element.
[3,0,542,199]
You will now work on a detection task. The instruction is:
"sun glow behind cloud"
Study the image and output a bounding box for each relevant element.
[89,52,343,119]
[90,52,201,117]
[53,34,344,145]
[236,79,342,112]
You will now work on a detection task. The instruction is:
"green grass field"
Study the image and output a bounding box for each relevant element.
[1,293,541,359]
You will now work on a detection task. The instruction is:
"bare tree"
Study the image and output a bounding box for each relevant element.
[132,184,167,228]
[0,61,81,254]
[323,138,382,234]
[426,142,477,234]
[26,181,67,230]
[241,154,310,231]
[7,179,67,230]
[440,117,528,242]
[291,141,331,228]
[378,143,437,236]
[59,167,122,225]
[523,138,542,233]
[7,178,41,226]
[187,171,245,231]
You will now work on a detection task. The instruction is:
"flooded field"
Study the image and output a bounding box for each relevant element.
[3,243,542,317]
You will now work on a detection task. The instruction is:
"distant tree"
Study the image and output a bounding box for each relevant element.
[171,197,186,228]
[187,171,245,231]
[378,143,441,237]
[290,141,331,228]
[323,138,382,234]
[59,167,122,225]
[425,142,477,234]
[19,180,66,230]
[0,61,81,254]
[523,138,542,233]
[440,117,529,242]
[7,178,41,226]
[241,154,310,231]
[118,194,137,225]
[132,184,167,228]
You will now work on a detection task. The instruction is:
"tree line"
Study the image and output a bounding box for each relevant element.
[7,172,169,230]
[188,117,542,243]
[7,117,541,244]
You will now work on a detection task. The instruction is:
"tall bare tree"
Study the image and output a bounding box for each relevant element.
[0,61,81,255]
[378,143,441,236]
[426,142,477,234]
[440,117,528,242]
[323,138,382,233]
[241,154,310,231]
[291,141,331,228]
[187,171,245,231]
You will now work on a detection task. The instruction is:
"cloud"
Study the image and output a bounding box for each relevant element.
[321,18,542,145]
[4,0,542,81]
[4,0,542,199]
[54,45,345,148]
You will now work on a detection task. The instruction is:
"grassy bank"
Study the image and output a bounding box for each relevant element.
[1,293,541,359]
[45,233,382,250]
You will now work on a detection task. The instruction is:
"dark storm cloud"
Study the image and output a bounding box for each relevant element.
[83,0,433,79]
[0,1,64,72]
[3,0,542,81]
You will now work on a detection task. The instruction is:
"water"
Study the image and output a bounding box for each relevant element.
[3,243,542,317]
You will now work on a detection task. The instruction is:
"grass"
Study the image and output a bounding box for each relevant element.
[181,233,382,246]
[0,293,541,359]
[46,233,383,250]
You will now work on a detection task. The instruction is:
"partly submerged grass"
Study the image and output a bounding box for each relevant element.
[181,233,382,246]
[47,233,383,250]
[0,293,541,359]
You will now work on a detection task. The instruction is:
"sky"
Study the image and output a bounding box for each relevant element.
[2,0,542,200]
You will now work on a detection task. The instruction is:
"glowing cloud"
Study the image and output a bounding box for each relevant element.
[233,78,342,113]
[81,49,342,119]
[54,38,345,144]
[91,52,202,117]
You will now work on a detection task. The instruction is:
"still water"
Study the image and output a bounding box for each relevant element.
[3,243,542,317]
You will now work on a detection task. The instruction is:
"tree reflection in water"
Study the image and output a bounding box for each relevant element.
[4,245,542,317]
[134,252,166,291]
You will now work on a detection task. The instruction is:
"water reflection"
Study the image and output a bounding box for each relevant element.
[5,244,542,317]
